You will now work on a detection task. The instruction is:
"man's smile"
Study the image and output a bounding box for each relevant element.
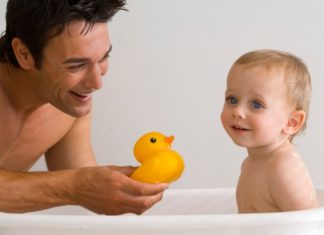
[70,90,93,102]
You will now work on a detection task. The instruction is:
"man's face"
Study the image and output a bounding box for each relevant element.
[35,21,111,117]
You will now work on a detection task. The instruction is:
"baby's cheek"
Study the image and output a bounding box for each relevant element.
[220,110,228,127]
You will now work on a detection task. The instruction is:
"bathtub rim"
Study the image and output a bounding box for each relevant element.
[0,187,324,230]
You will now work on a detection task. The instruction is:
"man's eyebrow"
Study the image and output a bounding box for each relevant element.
[102,45,113,59]
[62,44,112,64]
[107,44,112,54]
[62,57,90,65]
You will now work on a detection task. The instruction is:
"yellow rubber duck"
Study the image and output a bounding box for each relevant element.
[130,131,185,184]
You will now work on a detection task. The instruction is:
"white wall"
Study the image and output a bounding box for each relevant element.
[1,1,324,189]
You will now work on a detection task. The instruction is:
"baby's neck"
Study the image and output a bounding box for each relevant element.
[247,138,293,161]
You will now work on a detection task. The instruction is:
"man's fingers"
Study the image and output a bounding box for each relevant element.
[107,165,169,196]
[122,192,165,215]
[124,177,169,196]
[107,165,137,176]
[103,165,168,214]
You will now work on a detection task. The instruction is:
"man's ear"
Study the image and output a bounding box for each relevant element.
[11,37,35,70]
[284,110,306,136]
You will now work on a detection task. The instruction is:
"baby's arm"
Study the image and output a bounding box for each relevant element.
[268,154,318,211]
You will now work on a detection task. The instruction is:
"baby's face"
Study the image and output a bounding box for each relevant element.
[221,65,291,149]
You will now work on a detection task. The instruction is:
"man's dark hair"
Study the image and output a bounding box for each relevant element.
[0,0,126,69]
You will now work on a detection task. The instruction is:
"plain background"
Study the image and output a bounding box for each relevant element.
[1,1,323,189]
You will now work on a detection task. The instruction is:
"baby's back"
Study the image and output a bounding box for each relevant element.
[236,144,318,213]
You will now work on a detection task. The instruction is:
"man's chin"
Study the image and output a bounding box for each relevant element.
[53,104,92,117]
[68,108,92,117]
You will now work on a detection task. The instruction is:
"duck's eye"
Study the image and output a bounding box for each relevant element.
[150,138,157,143]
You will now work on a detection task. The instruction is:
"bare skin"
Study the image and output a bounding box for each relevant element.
[0,21,167,215]
[236,140,318,213]
[222,64,318,213]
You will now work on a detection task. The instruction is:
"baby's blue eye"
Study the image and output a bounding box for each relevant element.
[252,101,263,109]
[226,96,238,105]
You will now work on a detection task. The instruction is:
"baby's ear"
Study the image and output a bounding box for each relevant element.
[11,37,35,70]
[283,110,306,136]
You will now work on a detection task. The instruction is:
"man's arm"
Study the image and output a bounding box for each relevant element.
[0,169,74,213]
[45,113,96,170]
[0,167,167,214]
[41,112,168,215]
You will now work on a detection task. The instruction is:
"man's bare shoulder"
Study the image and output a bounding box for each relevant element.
[0,102,77,170]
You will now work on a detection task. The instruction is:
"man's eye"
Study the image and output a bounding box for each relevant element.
[68,64,85,70]
[226,96,238,105]
[252,100,263,109]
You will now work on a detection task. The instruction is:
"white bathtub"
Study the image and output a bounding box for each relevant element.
[1,188,324,235]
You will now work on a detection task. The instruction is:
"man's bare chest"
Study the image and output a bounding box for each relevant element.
[0,106,75,171]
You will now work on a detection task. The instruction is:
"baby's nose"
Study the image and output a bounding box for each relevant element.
[232,106,246,119]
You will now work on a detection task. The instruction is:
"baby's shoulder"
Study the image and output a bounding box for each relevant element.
[267,149,306,182]
[270,148,302,167]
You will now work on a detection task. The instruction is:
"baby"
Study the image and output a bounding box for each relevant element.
[221,49,318,213]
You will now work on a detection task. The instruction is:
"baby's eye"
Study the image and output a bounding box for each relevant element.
[226,96,238,105]
[251,100,263,109]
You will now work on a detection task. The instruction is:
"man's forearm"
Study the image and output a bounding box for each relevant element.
[0,169,76,213]
[0,166,168,215]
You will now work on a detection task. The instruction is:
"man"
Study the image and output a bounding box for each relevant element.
[0,0,167,215]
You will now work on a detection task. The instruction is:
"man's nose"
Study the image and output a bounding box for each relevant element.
[84,63,108,90]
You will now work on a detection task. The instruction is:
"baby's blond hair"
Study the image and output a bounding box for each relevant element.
[232,49,311,137]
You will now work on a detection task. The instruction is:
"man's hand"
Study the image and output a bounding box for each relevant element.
[71,166,168,215]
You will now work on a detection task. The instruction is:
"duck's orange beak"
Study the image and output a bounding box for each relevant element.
[165,135,174,144]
